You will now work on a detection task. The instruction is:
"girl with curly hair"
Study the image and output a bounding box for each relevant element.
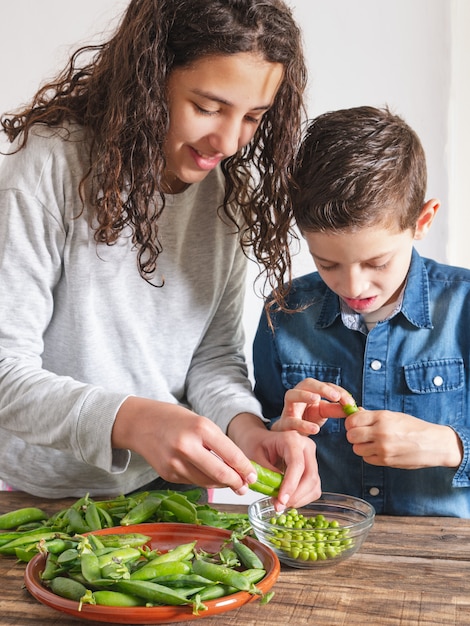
[0,0,319,507]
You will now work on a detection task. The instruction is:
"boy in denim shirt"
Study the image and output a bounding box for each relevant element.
[253,106,470,516]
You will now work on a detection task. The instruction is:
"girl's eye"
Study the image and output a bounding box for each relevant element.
[195,104,218,116]
[245,114,262,125]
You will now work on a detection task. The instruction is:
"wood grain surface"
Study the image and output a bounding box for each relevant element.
[1,491,470,626]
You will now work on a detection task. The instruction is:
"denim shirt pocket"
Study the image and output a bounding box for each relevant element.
[403,358,464,425]
[281,363,343,434]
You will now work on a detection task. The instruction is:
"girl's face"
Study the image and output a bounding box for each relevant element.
[162,52,284,193]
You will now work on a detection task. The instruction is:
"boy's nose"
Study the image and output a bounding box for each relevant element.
[342,268,367,298]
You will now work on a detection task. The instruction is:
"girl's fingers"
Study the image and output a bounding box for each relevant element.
[272,416,320,436]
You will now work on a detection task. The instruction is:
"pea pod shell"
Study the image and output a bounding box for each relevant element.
[92,590,145,607]
[116,580,192,606]
[49,576,89,602]
[232,537,264,570]
[192,558,251,592]
[0,507,48,530]
[130,558,191,581]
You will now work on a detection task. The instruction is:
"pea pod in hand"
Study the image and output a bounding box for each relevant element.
[342,396,359,415]
[249,461,283,497]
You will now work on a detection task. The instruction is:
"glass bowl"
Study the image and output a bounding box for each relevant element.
[248,492,375,569]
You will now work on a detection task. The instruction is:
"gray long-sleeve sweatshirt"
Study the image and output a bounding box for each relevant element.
[0,124,262,497]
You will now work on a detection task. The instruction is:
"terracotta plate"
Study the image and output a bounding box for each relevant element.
[24,522,280,624]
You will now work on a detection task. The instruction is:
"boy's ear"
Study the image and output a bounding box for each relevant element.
[414,199,440,240]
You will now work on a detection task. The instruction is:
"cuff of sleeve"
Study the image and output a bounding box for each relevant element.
[75,389,131,474]
[450,426,470,487]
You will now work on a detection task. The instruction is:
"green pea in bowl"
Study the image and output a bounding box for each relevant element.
[248,493,375,569]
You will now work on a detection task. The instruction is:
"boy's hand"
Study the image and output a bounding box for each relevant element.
[272,378,355,435]
[344,409,463,469]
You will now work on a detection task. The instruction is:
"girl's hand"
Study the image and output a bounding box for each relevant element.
[228,413,321,511]
[272,378,355,435]
[112,397,257,494]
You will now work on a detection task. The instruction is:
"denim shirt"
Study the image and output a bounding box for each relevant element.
[253,249,470,516]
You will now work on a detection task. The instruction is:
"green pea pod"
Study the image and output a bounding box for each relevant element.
[57,547,80,565]
[49,576,90,602]
[0,507,48,530]
[232,537,264,570]
[65,507,91,534]
[80,551,101,583]
[249,461,283,497]
[241,568,267,584]
[160,493,198,524]
[219,546,240,567]
[198,583,234,601]
[92,590,145,607]
[116,579,195,606]
[97,547,142,568]
[84,503,102,531]
[0,531,69,555]
[192,557,251,592]
[120,495,162,526]
[14,546,38,562]
[96,504,114,529]
[130,558,191,581]
[146,540,196,566]
[100,560,131,580]
[151,573,215,588]
[97,533,151,548]
[40,554,62,581]
[0,532,23,548]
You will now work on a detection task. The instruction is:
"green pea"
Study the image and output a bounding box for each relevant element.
[267,507,354,561]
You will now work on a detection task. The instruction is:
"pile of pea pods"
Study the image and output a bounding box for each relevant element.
[0,489,276,610]
[40,530,270,612]
[0,489,252,562]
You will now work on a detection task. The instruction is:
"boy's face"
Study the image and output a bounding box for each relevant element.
[303,200,439,314]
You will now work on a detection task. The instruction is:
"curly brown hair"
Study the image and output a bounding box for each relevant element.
[1,0,307,313]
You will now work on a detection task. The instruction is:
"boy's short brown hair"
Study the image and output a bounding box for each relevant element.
[293,106,427,233]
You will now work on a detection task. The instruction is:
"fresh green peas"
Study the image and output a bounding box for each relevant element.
[266,508,353,562]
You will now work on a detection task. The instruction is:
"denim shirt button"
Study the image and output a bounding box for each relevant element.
[370,360,382,371]
[369,487,380,496]
[433,375,444,387]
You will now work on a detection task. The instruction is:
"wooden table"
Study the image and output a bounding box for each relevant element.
[1,491,470,625]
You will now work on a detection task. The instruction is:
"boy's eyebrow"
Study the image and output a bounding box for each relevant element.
[313,252,390,263]
[191,88,272,112]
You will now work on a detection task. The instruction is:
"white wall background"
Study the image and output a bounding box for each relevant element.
[1,1,468,503]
